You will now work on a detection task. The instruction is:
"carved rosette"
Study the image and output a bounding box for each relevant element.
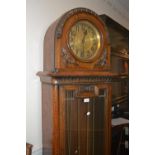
[95,48,107,67]
[61,48,78,66]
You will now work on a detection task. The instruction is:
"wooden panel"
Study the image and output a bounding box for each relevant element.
[65,90,78,155]
[94,97,104,155]
[52,85,60,155]
[42,83,52,155]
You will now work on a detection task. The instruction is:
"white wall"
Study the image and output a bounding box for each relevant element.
[26,0,128,154]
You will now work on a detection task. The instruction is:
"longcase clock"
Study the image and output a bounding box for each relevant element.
[38,8,113,155]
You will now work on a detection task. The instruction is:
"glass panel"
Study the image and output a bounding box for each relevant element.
[65,89,105,155]
[65,90,78,155]
[93,96,105,155]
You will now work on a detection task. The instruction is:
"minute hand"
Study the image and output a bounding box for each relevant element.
[82,30,87,52]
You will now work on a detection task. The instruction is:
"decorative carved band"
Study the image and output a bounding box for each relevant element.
[40,76,113,85]
[78,85,94,92]
[52,76,127,85]
[55,8,99,38]
[37,72,128,85]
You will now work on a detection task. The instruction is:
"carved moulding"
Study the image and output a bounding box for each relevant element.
[37,71,128,85]
[38,75,112,85]
[55,7,99,38]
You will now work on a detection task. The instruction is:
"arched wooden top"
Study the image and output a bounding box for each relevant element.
[43,8,111,73]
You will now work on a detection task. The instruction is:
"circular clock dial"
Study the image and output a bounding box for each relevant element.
[68,21,101,61]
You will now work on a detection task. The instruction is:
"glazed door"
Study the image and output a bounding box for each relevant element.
[59,85,111,155]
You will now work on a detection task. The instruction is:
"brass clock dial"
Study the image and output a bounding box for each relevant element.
[68,20,101,61]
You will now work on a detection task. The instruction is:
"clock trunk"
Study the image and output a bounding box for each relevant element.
[41,82,112,155]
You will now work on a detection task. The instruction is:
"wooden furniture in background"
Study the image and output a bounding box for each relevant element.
[100,14,129,113]
[26,143,33,155]
[112,118,129,155]
[100,15,129,155]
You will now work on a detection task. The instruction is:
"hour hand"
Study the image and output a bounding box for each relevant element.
[82,30,87,44]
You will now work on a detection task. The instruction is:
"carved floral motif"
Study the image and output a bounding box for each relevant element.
[95,49,107,67]
[61,48,78,66]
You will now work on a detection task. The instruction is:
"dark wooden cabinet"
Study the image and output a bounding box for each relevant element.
[100,15,129,155]
[100,14,129,113]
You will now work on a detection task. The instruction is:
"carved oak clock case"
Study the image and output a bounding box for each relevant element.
[38,8,113,155]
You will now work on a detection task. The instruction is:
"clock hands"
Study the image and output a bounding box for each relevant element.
[81,30,87,55]
[83,29,87,43]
